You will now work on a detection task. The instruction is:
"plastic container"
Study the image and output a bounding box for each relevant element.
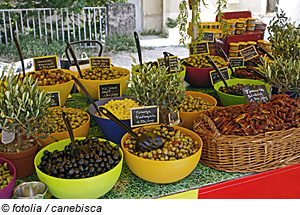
[263,41,273,50]
[214,79,270,107]
[235,28,245,35]
[247,24,256,31]
[236,20,246,28]
[228,20,236,29]
[247,18,256,25]
[179,91,217,130]
[265,49,274,55]
[201,22,211,29]
[229,42,239,51]
[89,97,135,145]
[0,158,16,199]
[121,125,203,184]
[34,137,123,199]
[211,22,220,30]
[238,42,248,50]
[229,50,239,57]
[247,41,257,46]
[213,30,223,38]
[257,39,265,47]
[255,22,267,31]
[228,29,236,35]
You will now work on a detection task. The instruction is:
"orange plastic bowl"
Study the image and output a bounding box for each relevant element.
[179,91,217,130]
[26,69,76,106]
[38,108,90,149]
[75,67,130,100]
[184,57,229,87]
[121,125,203,184]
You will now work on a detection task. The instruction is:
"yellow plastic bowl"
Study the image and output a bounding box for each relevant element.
[75,67,130,100]
[38,108,90,149]
[121,125,203,184]
[34,137,123,199]
[26,69,76,106]
[179,91,217,130]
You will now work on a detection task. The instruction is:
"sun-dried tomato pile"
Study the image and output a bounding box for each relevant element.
[204,94,300,136]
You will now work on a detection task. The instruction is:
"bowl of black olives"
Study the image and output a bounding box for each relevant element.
[34,137,123,199]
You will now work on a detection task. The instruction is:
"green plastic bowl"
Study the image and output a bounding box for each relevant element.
[34,137,123,199]
[214,79,270,107]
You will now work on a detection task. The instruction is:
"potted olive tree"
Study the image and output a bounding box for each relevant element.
[129,63,185,125]
[0,66,53,179]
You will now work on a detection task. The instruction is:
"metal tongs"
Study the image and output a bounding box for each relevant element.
[62,111,91,158]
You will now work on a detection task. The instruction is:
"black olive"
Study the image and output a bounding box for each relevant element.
[78,159,84,165]
[59,168,65,173]
[73,162,78,168]
[74,174,80,179]
[108,158,114,165]
[71,158,76,164]
[58,173,64,178]
[78,165,84,172]
[68,168,75,175]
[89,166,95,173]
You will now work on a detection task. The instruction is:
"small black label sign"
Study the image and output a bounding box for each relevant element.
[202,32,214,42]
[98,83,121,99]
[210,67,230,85]
[46,91,61,107]
[242,85,270,104]
[188,42,210,55]
[157,56,179,72]
[89,57,111,70]
[240,45,259,61]
[229,57,244,67]
[130,106,159,128]
[33,55,58,71]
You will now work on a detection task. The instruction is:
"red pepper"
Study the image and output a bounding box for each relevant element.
[172,141,180,145]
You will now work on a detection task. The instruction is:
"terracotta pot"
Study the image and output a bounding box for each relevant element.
[0,143,38,179]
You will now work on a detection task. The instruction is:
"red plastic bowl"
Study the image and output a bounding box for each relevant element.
[0,157,16,199]
[184,57,229,87]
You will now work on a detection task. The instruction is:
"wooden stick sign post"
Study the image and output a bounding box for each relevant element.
[188,42,210,56]
[33,55,59,71]
[130,106,159,128]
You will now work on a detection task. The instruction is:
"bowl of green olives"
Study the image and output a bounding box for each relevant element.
[38,107,90,149]
[214,79,270,106]
[121,125,203,184]
[34,137,123,199]
[25,69,76,106]
[179,91,217,130]
[183,54,229,87]
[75,67,130,100]
[0,158,16,199]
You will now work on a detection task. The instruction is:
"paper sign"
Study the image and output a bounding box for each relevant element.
[209,67,230,85]
[33,55,59,71]
[98,83,121,100]
[1,130,15,144]
[130,106,159,128]
[89,57,111,70]
[157,56,179,72]
[46,91,61,107]
[188,42,210,56]
[169,111,180,126]
[229,57,244,67]
[240,45,259,61]
[242,85,270,104]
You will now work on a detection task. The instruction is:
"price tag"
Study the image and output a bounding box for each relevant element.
[239,45,259,61]
[46,91,61,107]
[229,57,244,67]
[89,57,111,70]
[188,42,210,56]
[130,106,159,128]
[157,56,179,72]
[1,130,15,144]
[242,85,270,104]
[168,111,180,126]
[209,67,230,85]
[33,55,59,71]
[202,32,214,42]
[98,83,121,100]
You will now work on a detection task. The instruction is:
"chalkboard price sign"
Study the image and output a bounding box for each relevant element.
[33,55,58,71]
[229,57,244,67]
[202,32,214,42]
[89,57,111,70]
[209,67,230,85]
[239,45,259,61]
[46,91,61,107]
[130,106,159,128]
[188,42,210,56]
[157,56,179,72]
[242,85,270,104]
[98,83,121,99]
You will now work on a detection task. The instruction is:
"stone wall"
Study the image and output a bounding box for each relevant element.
[106,3,136,36]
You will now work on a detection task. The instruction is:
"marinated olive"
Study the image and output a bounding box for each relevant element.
[219,83,251,95]
[184,54,227,68]
[178,95,214,112]
[0,163,13,191]
[95,98,139,120]
[82,68,127,80]
[38,138,122,179]
[123,125,200,161]
[48,107,89,132]
[26,69,72,86]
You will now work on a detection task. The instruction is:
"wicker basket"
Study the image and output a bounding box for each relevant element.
[193,109,300,173]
